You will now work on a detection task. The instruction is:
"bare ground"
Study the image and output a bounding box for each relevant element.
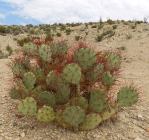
[0,24,149,140]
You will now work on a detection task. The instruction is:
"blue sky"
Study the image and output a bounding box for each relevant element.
[0,0,149,25]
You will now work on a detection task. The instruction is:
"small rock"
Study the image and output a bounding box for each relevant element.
[135,137,143,140]
[20,132,25,138]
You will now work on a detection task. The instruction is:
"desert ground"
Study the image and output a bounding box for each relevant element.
[0,21,149,140]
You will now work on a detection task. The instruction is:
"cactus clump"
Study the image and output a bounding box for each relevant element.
[18,97,37,116]
[37,106,55,123]
[10,38,139,131]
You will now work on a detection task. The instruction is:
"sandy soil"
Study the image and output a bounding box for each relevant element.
[0,23,149,140]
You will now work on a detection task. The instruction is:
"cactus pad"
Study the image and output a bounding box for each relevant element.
[62,63,81,84]
[86,63,104,82]
[38,91,56,107]
[55,84,70,104]
[117,86,138,107]
[102,72,115,87]
[80,113,102,130]
[18,97,37,116]
[63,106,85,127]
[23,43,37,55]
[74,48,96,69]
[70,97,88,110]
[37,106,55,123]
[89,90,107,113]
[39,44,52,62]
[23,72,36,91]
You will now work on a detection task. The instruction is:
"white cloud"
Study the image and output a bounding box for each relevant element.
[3,0,149,23]
[0,13,5,19]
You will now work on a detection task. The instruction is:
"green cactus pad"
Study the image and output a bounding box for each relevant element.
[34,68,45,82]
[9,87,21,99]
[106,52,121,70]
[101,107,116,121]
[39,44,52,62]
[70,97,88,110]
[117,86,138,107]
[38,91,56,107]
[86,63,104,82]
[63,106,85,127]
[23,43,37,55]
[55,84,70,104]
[89,90,107,113]
[12,63,26,77]
[102,72,115,87]
[23,72,36,90]
[74,48,96,70]
[50,42,69,56]
[23,72,36,91]
[46,70,62,89]
[62,63,81,84]
[18,97,37,116]
[80,113,102,130]
[37,106,55,123]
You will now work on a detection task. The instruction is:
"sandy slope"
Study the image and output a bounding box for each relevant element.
[0,23,149,140]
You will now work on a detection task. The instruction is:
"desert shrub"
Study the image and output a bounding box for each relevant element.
[126,33,132,39]
[107,19,115,25]
[75,36,81,41]
[65,28,71,35]
[95,35,103,42]
[56,32,61,37]
[6,45,13,56]
[112,25,117,30]
[91,25,97,28]
[10,38,138,131]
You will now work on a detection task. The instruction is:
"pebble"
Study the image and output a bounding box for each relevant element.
[20,132,25,138]
[135,137,143,140]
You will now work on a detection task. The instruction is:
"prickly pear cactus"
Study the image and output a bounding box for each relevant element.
[50,42,69,56]
[38,91,56,107]
[117,86,138,107]
[74,48,96,70]
[106,52,121,70]
[46,70,62,89]
[102,72,115,87]
[63,106,85,128]
[37,106,55,122]
[86,63,104,82]
[70,96,88,110]
[10,39,139,131]
[80,113,102,130]
[62,63,81,84]
[55,84,70,104]
[39,44,52,62]
[23,72,36,91]
[89,90,107,113]
[23,43,37,55]
[18,97,37,116]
